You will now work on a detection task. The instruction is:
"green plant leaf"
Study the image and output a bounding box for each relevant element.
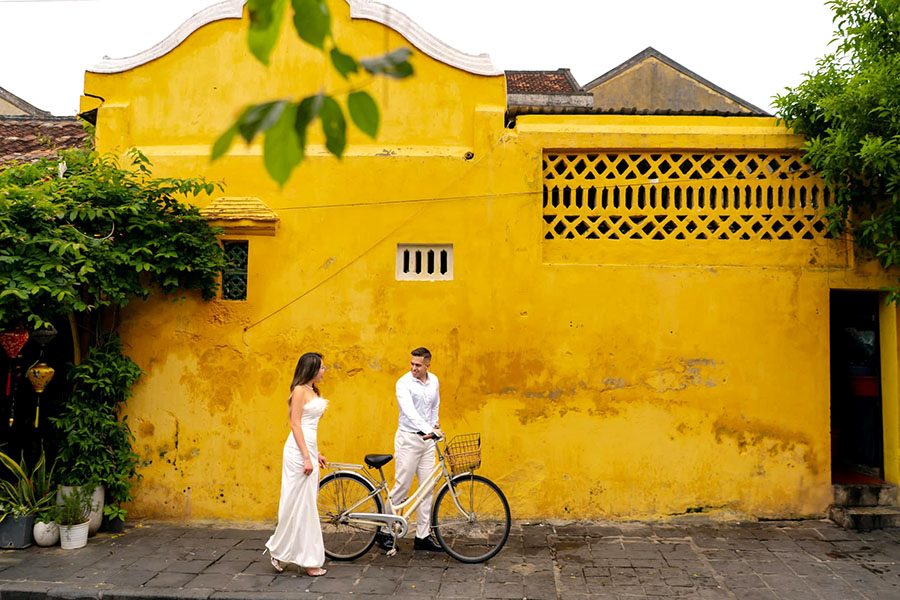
[237,101,288,143]
[247,0,288,65]
[319,96,346,158]
[360,48,414,79]
[264,103,303,185]
[347,91,379,138]
[294,93,323,150]
[291,0,330,50]
[330,47,358,79]
[211,124,239,160]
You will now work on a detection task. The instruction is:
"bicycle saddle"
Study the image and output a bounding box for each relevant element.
[364,454,393,468]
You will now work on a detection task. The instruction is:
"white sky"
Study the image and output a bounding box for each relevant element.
[0,0,836,116]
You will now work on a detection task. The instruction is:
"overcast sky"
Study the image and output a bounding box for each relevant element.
[0,0,836,116]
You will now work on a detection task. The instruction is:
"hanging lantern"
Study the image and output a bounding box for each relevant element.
[0,329,29,359]
[30,325,57,349]
[26,362,54,428]
[1,328,29,426]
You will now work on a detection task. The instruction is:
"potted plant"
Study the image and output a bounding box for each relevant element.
[101,504,127,534]
[57,485,91,549]
[32,506,59,547]
[51,336,141,536]
[0,449,55,549]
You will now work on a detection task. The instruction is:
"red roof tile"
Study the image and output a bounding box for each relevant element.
[506,69,582,94]
[0,117,90,165]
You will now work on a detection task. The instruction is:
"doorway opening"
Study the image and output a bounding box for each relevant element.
[830,290,885,484]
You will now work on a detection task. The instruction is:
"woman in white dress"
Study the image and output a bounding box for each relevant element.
[265,352,328,576]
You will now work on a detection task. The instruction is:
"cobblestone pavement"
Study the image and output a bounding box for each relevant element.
[1,520,898,599]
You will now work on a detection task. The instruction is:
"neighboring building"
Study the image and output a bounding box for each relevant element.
[80,0,898,522]
[0,86,88,165]
[582,47,768,115]
[505,69,593,115]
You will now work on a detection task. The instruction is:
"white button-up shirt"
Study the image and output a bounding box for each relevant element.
[395,371,440,435]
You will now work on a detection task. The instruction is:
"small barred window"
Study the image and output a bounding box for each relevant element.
[221,240,249,300]
[396,244,453,281]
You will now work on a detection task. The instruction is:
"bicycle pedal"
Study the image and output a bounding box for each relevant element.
[386,548,397,557]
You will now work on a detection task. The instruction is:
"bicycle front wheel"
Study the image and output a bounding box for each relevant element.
[318,472,384,560]
[432,473,511,563]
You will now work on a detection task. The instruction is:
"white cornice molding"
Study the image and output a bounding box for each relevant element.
[88,0,500,77]
[89,0,247,74]
[346,0,501,76]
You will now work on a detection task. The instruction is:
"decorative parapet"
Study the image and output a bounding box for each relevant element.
[200,196,279,236]
[346,0,501,76]
[89,0,500,77]
[90,0,246,74]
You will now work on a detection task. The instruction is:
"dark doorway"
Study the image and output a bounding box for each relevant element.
[831,290,885,483]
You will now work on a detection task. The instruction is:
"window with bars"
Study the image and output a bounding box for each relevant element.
[396,244,453,280]
[542,151,832,241]
[221,240,249,300]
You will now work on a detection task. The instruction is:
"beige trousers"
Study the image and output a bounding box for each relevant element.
[390,429,436,539]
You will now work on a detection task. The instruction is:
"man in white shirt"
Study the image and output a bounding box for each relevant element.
[376,347,443,552]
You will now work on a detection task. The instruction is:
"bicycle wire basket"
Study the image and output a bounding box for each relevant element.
[444,433,482,474]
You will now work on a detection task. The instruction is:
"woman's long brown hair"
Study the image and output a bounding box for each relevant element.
[290,352,323,400]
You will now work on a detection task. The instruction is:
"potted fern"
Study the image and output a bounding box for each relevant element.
[57,485,91,549]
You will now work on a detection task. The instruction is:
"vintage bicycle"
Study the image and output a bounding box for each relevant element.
[318,432,511,564]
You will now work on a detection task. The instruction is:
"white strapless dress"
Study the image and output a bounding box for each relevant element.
[265,396,327,568]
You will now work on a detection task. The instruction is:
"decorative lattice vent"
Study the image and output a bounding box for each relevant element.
[222,240,249,300]
[397,244,453,281]
[543,152,831,241]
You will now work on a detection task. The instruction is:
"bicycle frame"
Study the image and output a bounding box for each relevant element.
[325,440,474,540]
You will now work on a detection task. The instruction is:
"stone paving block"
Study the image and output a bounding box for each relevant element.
[162,560,215,574]
[201,559,253,575]
[222,573,275,591]
[102,587,214,600]
[304,576,358,594]
[730,588,779,599]
[585,578,612,594]
[218,549,262,563]
[185,574,235,589]
[144,572,197,588]
[403,567,444,582]
[747,560,791,575]
[353,577,399,594]
[721,573,767,589]
[398,579,440,595]
[437,580,483,598]
[47,585,110,600]
[482,582,523,599]
[101,569,156,587]
[210,592,298,600]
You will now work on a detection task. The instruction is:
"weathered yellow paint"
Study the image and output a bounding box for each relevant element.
[82,1,899,522]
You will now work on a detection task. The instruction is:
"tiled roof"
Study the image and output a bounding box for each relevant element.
[200,197,278,222]
[0,86,50,117]
[582,47,769,116]
[506,69,582,94]
[0,117,90,165]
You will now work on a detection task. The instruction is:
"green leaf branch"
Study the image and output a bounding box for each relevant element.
[213,0,414,185]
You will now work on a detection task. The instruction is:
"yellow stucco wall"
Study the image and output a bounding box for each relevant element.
[83,2,899,522]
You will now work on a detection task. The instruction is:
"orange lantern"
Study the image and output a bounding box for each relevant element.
[26,362,54,428]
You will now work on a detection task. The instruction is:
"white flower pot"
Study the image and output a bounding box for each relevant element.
[32,521,59,547]
[59,522,89,549]
[58,485,104,536]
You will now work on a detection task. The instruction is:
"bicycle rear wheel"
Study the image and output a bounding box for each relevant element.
[432,473,511,563]
[318,472,383,560]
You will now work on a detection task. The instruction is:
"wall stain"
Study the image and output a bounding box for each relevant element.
[644,358,718,392]
[712,414,821,475]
